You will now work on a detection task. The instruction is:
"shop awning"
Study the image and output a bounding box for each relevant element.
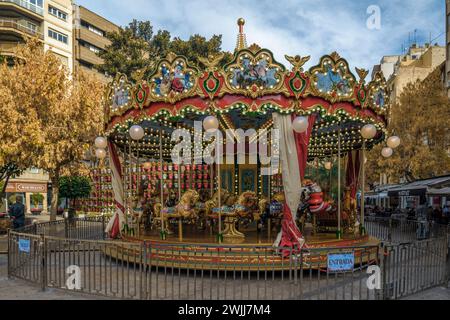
[428,187,450,196]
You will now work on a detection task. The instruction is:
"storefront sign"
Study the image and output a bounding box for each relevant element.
[327,253,355,272]
[6,182,47,193]
[18,239,31,253]
[388,188,426,198]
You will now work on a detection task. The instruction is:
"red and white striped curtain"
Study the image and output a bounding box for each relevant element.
[105,140,126,239]
[272,113,316,251]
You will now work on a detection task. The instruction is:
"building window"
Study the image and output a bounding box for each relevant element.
[29,0,43,8]
[48,6,68,21]
[80,20,105,37]
[48,29,68,44]
[30,167,40,174]
[80,40,102,54]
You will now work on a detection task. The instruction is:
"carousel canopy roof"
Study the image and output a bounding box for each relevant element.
[104,19,390,161]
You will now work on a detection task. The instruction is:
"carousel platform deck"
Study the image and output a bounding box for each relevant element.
[104,226,381,271]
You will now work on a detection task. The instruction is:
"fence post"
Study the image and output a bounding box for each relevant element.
[379,243,388,300]
[33,223,37,235]
[64,218,69,239]
[7,229,11,279]
[102,215,106,240]
[388,219,392,243]
[40,234,47,292]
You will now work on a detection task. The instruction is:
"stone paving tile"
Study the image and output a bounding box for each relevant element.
[401,286,450,300]
[0,254,104,300]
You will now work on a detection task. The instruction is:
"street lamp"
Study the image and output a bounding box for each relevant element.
[95,136,108,149]
[360,124,377,235]
[292,116,309,133]
[95,148,107,160]
[382,147,394,158]
[387,136,401,149]
[127,125,145,213]
[203,115,219,131]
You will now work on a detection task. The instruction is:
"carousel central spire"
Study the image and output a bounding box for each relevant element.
[235,18,247,51]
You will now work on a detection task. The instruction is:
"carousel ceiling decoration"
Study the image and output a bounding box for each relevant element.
[104,19,391,160]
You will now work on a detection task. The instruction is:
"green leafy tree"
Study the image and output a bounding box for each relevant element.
[30,193,44,209]
[59,176,92,210]
[98,20,233,82]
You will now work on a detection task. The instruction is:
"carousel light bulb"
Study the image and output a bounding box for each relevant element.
[143,162,152,170]
[95,148,107,159]
[387,136,401,149]
[292,116,309,133]
[381,147,393,158]
[95,137,108,149]
[203,116,219,131]
[129,125,145,141]
[361,124,377,140]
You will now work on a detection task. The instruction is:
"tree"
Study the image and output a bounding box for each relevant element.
[59,176,92,208]
[98,20,233,82]
[0,39,104,221]
[366,66,450,185]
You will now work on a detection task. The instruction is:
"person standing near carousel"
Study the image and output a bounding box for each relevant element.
[9,195,25,230]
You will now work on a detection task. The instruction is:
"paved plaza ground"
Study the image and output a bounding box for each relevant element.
[0,253,448,300]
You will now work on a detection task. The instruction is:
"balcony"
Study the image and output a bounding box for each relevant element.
[0,0,44,17]
[76,44,103,66]
[0,19,43,40]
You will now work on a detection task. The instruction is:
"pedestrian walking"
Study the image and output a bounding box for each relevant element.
[9,195,25,230]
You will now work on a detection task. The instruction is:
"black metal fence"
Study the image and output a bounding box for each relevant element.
[6,217,450,300]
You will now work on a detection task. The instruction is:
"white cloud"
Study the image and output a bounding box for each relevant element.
[76,0,445,71]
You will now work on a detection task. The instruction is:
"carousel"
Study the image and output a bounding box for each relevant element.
[95,19,399,270]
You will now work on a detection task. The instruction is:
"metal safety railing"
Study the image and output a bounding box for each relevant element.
[6,217,450,300]
[0,0,44,16]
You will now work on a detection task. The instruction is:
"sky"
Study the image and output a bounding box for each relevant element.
[75,0,446,71]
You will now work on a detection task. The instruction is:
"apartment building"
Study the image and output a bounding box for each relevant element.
[0,0,45,58]
[1,1,118,214]
[73,4,118,81]
[0,0,73,72]
[44,0,73,72]
[373,44,445,104]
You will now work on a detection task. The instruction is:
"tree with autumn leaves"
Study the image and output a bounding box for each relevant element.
[366,66,450,185]
[0,39,104,221]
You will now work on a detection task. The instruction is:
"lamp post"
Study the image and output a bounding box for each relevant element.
[359,124,377,235]
[95,137,107,216]
[203,115,221,243]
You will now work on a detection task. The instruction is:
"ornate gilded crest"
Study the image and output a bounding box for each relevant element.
[309,52,356,103]
[285,55,311,99]
[368,71,389,112]
[223,48,287,99]
[148,53,199,104]
[198,53,226,100]
[355,67,369,107]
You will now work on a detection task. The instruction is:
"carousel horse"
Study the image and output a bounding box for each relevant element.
[258,193,285,231]
[298,180,349,233]
[234,191,259,227]
[205,189,230,216]
[174,189,200,221]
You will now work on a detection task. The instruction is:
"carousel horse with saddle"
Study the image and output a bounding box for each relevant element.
[297,180,351,233]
